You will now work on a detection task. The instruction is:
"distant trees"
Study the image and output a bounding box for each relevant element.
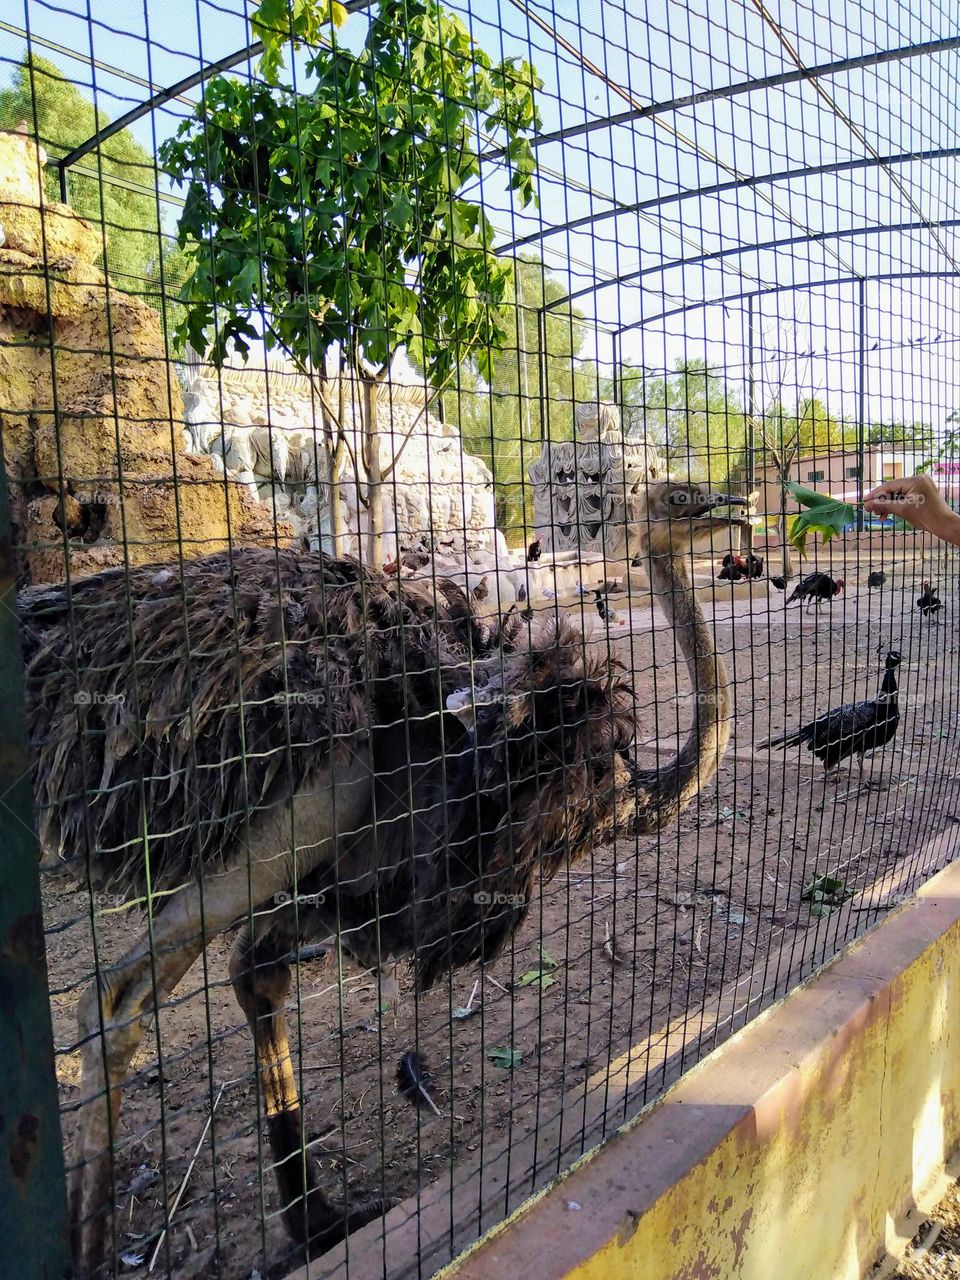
[596,359,747,487]
[866,420,936,453]
[440,257,597,533]
[0,53,187,310]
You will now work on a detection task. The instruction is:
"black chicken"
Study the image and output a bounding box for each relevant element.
[786,572,844,608]
[718,555,747,582]
[759,651,901,777]
[527,538,542,563]
[917,582,941,618]
[867,570,886,590]
[770,576,788,591]
[745,553,763,579]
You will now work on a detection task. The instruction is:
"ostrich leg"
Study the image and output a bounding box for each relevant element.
[230,923,387,1251]
[71,858,285,1276]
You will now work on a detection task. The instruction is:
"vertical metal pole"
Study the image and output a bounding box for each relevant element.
[745,295,757,555]
[57,160,68,205]
[857,278,867,531]
[0,459,71,1277]
[537,306,549,444]
[611,330,621,417]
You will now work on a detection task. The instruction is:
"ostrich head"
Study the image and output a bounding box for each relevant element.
[629,481,751,561]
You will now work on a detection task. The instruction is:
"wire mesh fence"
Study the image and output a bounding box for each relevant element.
[3,1,960,1277]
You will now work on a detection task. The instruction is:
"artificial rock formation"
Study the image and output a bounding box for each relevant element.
[528,401,665,559]
[180,349,509,567]
[0,128,284,585]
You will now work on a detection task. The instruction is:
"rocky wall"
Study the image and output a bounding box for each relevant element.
[0,128,285,585]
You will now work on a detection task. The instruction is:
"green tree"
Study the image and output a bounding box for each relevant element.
[602,359,745,486]
[866,420,936,453]
[440,257,594,536]
[161,0,541,566]
[0,53,187,315]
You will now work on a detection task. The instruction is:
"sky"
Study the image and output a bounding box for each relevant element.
[3,0,960,432]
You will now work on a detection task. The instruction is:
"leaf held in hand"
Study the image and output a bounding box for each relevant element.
[785,481,857,556]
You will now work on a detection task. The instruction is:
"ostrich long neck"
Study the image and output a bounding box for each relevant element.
[632,550,731,823]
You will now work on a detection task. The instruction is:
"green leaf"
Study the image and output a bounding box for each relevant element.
[517,969,555,989]
[487,1047,522,1070]
[801,875,853,909]
[785,480,857,556]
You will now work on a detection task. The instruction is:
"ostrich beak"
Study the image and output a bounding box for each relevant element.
[688,493,752,527]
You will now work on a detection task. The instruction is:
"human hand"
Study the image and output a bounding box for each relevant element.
[863,474,960,542]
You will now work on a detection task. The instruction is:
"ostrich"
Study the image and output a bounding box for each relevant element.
[21,481,746,1275]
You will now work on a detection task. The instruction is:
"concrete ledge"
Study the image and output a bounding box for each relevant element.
[441,855,960,1280]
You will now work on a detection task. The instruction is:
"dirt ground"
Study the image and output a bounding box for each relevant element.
[892,1179,960,1279]
[42,538,960,1280]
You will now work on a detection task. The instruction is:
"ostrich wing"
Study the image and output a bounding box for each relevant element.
[23,549,477,896]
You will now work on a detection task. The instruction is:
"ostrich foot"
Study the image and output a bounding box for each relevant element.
[297,1185,391,1250]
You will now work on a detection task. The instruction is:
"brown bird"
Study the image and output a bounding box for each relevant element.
[22,482,745,1276]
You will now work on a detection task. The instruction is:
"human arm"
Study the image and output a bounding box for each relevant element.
[863,474,960,546]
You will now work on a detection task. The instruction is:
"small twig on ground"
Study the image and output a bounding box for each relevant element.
[484,974,510,995]
[602,921,627,966]
[148,1085,225,1273]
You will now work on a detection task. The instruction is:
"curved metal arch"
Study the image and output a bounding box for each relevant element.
[56,0,378,176]
[496,146,960,257]
[545,217,960,312]
[482,34,960,163]
[611,268,960,335]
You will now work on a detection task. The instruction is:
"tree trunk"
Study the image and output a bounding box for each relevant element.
[778,505,795,577]
[361,375,384,570]
[319,389,347,557]
[329,440,348,557]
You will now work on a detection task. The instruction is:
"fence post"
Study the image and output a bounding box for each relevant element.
[0,458,71,1278]
[857,278,867,531]
[745,294,757,555]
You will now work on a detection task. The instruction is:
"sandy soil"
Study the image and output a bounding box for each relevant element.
[42,538,960,1279]
[892,1179,960,1279]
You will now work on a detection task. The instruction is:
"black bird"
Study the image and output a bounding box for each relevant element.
[527,537,542,563]
[745,553,763,579]
[517,583,527,603]
[917,581,941,619]
[770,576,788,591]
[594,590,624,625]
[718,555,747,582]
[786,572,844,609]
[867,570,886,590]
[759,651,901,777]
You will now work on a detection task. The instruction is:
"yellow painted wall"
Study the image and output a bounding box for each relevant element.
[447,865,960,1280]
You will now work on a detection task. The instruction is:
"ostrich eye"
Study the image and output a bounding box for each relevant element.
[667,490,693,507]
